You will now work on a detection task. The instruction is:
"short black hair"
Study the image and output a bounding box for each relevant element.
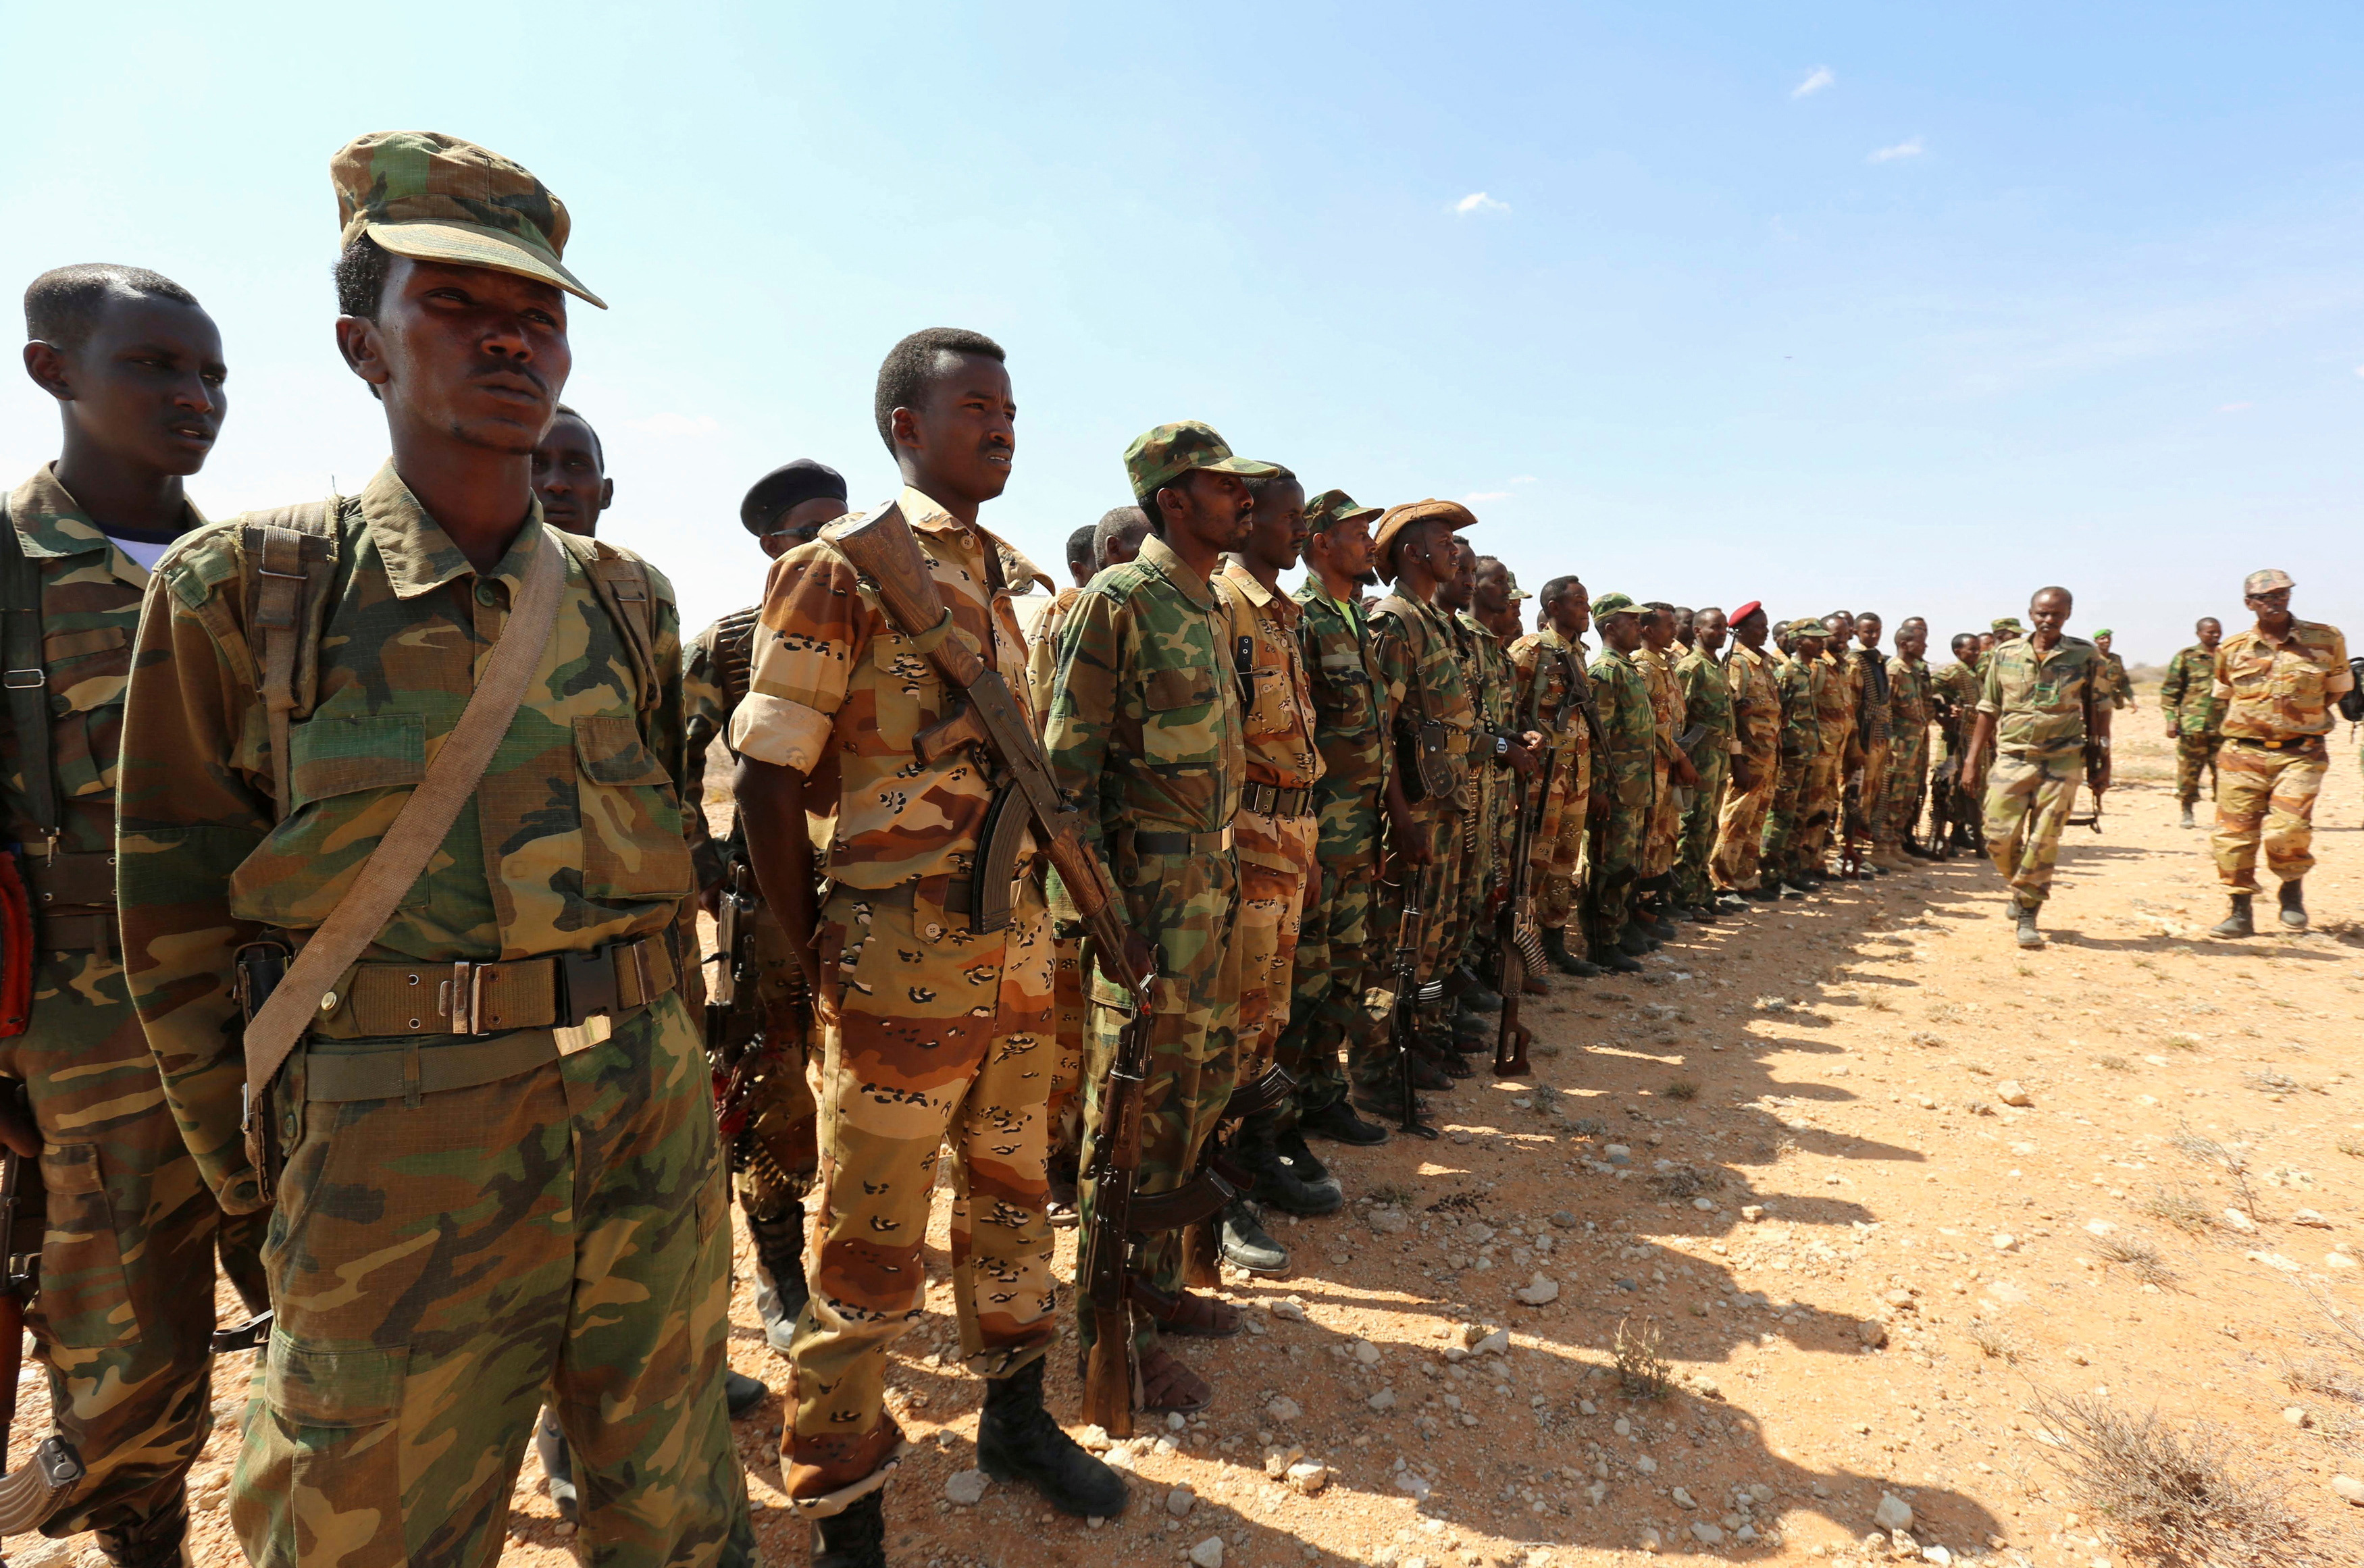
[1243,465,1297,498]
[2196,616,2221,629]
[1952,632,1979,652]
[1092,506,1148,569]
[1540,575,1582,606]
[2032,585,2073,606]
[873,327,1005,451]
[550,403,604,467]
[334,235,396,321]
[1064,525,1097,572]
[1643,600,1674,615]
[1475,554,1506,571]
[1695,605,1724,622]
[24,263,201,351]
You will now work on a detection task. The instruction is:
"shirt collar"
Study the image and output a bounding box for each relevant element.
[1220,558,1300,622]
[360,459,555,600]
[896,485,1048,594]
[9,463,203,587]
[1138,532,1215,610]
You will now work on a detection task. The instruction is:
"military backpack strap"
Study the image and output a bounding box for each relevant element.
[555,533,661,718]
[239,499,343,820]
[0,496,59,851]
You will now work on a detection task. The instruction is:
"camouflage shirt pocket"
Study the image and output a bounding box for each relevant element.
[574,716,693,902]
[234,714,431,927]
[40,623,130,800]
[870,633,944,753]
[1140,665,1220,771]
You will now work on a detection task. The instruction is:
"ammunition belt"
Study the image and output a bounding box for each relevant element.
[1239,782,1314,819]
[309,933,678,1040]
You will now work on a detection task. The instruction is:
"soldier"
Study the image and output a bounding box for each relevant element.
[1672,606,1742,917]
[1509,576,1600,975]
[528,402,610,537]
[1366,502,1479,1085]
[1712,602,1781,899]
[1048,421,1262,1414]
[1801,611,1858,881]
[5,263,263,1567]
[733,330,1128,1551]
[1849,612,1897,870]
[1963,587,2109,949]
[1757,621,1829,898]
[1925,631,1986,856]
[1210,465,1335,1269]
[1882,619,1936,858]
[1581,594,1657,972]
[1633,602,1692,939]
[116,132,754,1565]
[1451,552,1541,1020]
[1276,490,1393,1143]
[2205,570,2350,937]
[2160,617,2226,829]
[2093,630,2135,709]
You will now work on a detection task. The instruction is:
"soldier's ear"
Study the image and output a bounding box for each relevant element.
[22,340,74,403]
[334,315,392,402]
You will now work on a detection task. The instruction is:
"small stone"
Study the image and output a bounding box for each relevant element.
[1692,1197,1715,1212]
[1551,1211,1577,1228]
[9,1541,73,1568]
[1474,1329,1512,1356]
[1673,1487,1699,1508]
[1635,1455,1658,1475]
[1266,1396,1302,1421]
[1996,1080,2034,1107]
[2222,1209,2257,1233]
[1884,1288,1918,1311]
[2284,1406,2311,1428]
[1603,1145,1632,1165]
[1638,1527,1663,1552]
[2330,1253,2360,1272]
[1168,1411,1189,1430]
[1741,1205,1765,1222]
[1395,1470,1432,1502]
[2330,1473,2364,1504]
[2292,1208,2333,1228]
[944,1470,990,1506]
[1689,1521,1724,1545]
[1749,1483,1774,1504]
[1285,1460,1329,1496]
[1874,1492,1915,1532]
[1614,1417,1633,1436]
[1515,1274,1560,1305]
[1921,1547,1953,1566]
[1076,1423,1114,1451]
[1370,1207,1410,1235]
[1991,1232,2017,1251]
[1270,1301,1308,1322]
[1369,1388,1398,1411]
[1167,1486,1198,1517]
[1354,1340,1383,1365]
[1189,1536,1227,1568]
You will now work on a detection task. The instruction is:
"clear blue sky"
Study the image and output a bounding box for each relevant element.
[5,1,2359,661]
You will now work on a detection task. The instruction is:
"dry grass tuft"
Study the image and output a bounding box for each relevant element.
[2095,1232,2176,1287]
[2138,1185,2215,1236]
[1968,1321,2028,1363]
[1664,1080,1699,1103]
[2092,1053,2133,1072]
[2029,1389,2311,1567]
[1612,1316,1671,1400]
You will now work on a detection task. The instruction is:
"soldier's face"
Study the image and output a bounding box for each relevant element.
[2196,619,2221,650]
[1601,610,1642,652]
[1856,616,1882,648]
[2095,633,2111,653]
[762,495,849,560]
[1244,479,1306,572]
[343,257,570,456]
[1165,469,1254,555]
[1898,626,1927,660]
[898,352,1016,507]
[1733,609,1766,647]
[1694,610,1728,653]
[531,413,609,536]
[1954,636,1978,660]
[1567,590,1591,637]
[1475,560,1513,615]
[1641,610,1674,651]
[1824,613,1853,642]
[1312,516,1373,579]
[26,294,226,479]
[2028,592,2071,637]
[1439,543,1477,608]
[2244,587,2292,631]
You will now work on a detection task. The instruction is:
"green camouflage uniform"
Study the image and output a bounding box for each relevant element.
[1578,631,1654,953]
[1930,660,1982,762]
[2208,614,2351,891]
[1508,629,1592,931]
[1368,592,1473,1064]
[117,463,751,1567]
[1757,641,1825,884]
[1849,646,1893,852]
[1277,546,1387,1118]
[1671,644,1738,908]
[1976,633,2104,907]
[1,469,263,1552]
[1881,654,1934,847]
[1634,646,1681,880]
[2100,650,2134,709]
[2159,642,2226,806]
[1711,642,1780,891]
[1448,609,1512,974]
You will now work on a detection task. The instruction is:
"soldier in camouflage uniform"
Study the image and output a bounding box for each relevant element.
[735,332,1128,1550]
[1882,619,1936,856]
[1672,606,1742,916]
[1800,611,1858,880]
[1964,587,2109,949]
[1276,491,1395,1140]
[1632,603,1691,937]
[1757,621,1829,897]
[3,264,263,1567]
[1509,576,1599,975]
[1049,421,1262,1413]
[1443,548,1537,1025]
[2093,630,2135,709]
[2159,616,2226,828]
[1847,612,1897,868]
[116,134,753,1567]
[2205,570,2351,937]
[1712,603,1781,897]
[1581,594,1656,972]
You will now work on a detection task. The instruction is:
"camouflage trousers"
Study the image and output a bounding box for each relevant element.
[790,880,1060,1500]
[1672,750,1731,908]
[1857,736,1893,847]
[1757,750,1816,884]
[1077,841,1239,1353]
[2176,732,2224,804]
[1,964,244,1543]
[725,909,818,1220]
[1365,800,1457,1088]
[1641,757,1678,879]
[1275,785,1380,1118]
[1532,749,1589,931]
[252,992,751,1567]
[1232,806,1316,1089]
[1046,922,1087,1171]
[1580,762,1651,953]
[1880,728,1930,847]
[1712,756,1776,890]
[1800,749,1843,862]
[1982,749,2086,907]
[2211,737,2328,891]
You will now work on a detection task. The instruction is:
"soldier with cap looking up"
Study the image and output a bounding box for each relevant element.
[115,131,754,1565]
[2205,569,2350,937]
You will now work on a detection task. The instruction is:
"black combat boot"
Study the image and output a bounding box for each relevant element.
[812,1489,888,1568]
[1300,1097,1388,1145]
[536,1409,578,1523]
[1616,927,1655,958]
[725,1369,769,1417]
[1455,965,1504,1014]
[2278,880,2307,931]
[1237,1124,1341,1216]
[977,1358,1131,1518]
[95,1484,188,1568]
[2178,801,2196,829]
[1540,926,1599,976]
[1275,1125,1346,1207]
[1218,1197,1289,1274]
[1590,942,1643,974]
[2211,894,2254,939]
[748,1201,808,1355]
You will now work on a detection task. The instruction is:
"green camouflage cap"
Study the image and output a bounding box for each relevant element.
[1505,569,1531,602]
[332,130,606,309]
[1591,592,1639,619]
[1990,617,2024,634]
[2244,568,2295,594]
[1123,421,1278,498]
[1304,488,1381,533]
[1784,617,1827,638]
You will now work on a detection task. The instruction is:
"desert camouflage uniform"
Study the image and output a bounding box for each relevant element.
[1672,643,1738,908]
[2209,619,2351,891]
[1976,633,2103,907]
[1757,646,1825,885]
[1712,642,1781,890]
[1278,575,1387,1114]
[1579,646,1654,953]
[118,463,751,1566]
[2159,642,2227,806]
[1024,587,1090,1164]
[1369,594,1472,1061]
[1048,533,1245,1350]
[1508,629,1593,931]
[1801,647,1855,865]
[1635,645,1681,880]
[0,469,263,1553]
[1881,653,1934,847]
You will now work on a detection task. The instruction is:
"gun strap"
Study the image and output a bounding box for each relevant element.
[0,496,57,847]
[240,535,566,1152]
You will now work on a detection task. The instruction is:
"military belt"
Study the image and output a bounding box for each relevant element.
[1239,782,1314,819]
[22,852,115,908]
[1439,731,1473,756]
[860,879,977,917]
[302,1029,565,1103]
[37,912,113,956]
[2225,735,2322,752]
[1132,827,1235,855]
[309,934,678,1040]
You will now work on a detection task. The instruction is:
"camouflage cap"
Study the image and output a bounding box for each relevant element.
[1372,498,1476,581]
[332,130,605,309]
[1990,617,2024,634]
[1784,617,1827,639]
[1304,488,1381,533]
[1504,569,1531,602]
[1591,591,1639,619]
[1123,421,1277,499]
[2243,568,2296,595]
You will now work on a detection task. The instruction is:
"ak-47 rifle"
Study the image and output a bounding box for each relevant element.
[1493,750,1554,1078]
[0,1082,84,1533]
[704,837,790,1160]
[1382,884,1439,1141]
[2068,737,2109,832]
[822,504,1245,1439]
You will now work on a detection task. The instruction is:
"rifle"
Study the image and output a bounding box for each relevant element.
[821,504,1235,1439]
[1493,752,1554,1078]
[2068,739,2108,832]
[1382,887,1440,1140]
[0,1082,84,1534]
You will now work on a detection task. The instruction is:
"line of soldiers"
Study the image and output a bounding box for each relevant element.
[1,125,2352,1568]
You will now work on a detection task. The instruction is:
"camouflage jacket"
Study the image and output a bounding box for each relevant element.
[1452,610,1512,737]
[1369,592,1474,795]
[1045,531,1244,851]
[734,486,1039,889]
[682,602,761,891]
[2212,619,2353,741]
[1024,585,1085,727]
[1291,579,1387,806]
[1723,643,1781,768]
[1931,660,1980,725]
[1813,650,1855,760]
[1977,633,2103,758]
[1886,654,1932,739]
[2158,644,2226,736]
[1585,646,1655,798]
[1673,644,1739,770]
[1775,654,1824,763]
[2100,651,2133,708]
[116,461,690,1205]
[1213,560,1323,791]
[1635,646,1680,768]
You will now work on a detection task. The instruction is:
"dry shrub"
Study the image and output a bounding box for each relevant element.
[2030,1389,2310,1567]
[1969,1322,2027,1364]
[2138,1184,2215,1236]
[1612,1316,1670,1400]
[1664,1080,1699,1103]
[2095,1232,2176,1287]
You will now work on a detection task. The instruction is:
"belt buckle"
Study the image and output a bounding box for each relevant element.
[558,947,620,1028]
[444,961,492,1037]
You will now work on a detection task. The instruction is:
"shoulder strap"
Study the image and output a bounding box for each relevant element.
[1,495,59,845]
[557,533,660,717]
[1372,594,1435,724]
[240,500,342,820]
[240,535,567,1149]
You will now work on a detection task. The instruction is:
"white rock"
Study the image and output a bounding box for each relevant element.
[2084,1219,2116,1236]
[1189,1536,1227,1568]
[1991,1232,2017,1251]
[2327,1253,2358,1272]
[1635,1455,1658,1474]
[1692,1197,1716,1212]
[1874,1492,1915,1532]
[1921,1547,1953,1565]
[2221,1208,2257,1233]
[1370,1207,1410,1234]
[1996,1080,2034,1107]
[1167,1485,1198,1517]
[1168,1411,1189,1431]
[1859,1319,1890,1349]
[1689,1521,1724,1545]
[1076,1423,1114,1451]
[944,1469,990,1506]
[1637,1527,1663,1552]
[1270,1300,1307,1322]
[1395,1470,1432,1502]
[1368,1388,1398,1411]
[1266,1396,1302,1421]
[2292,1208,2333,1228]
[1474,1328,1512,1356]
[1515,1274,1561,1305]
[9,1541,72,1568]
[1673,1486,1699,1509]
[1603,1145,1632,1165]
[1285,1460,1329,1496]
[2330,1473,2364,1504]
[1741,1205,1765,1222]
[2284,1406,2311,1428]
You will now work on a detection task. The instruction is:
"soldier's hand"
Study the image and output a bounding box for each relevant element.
[0,1093,40,1159]
[1387,802,1431,864]
[1505,743,1539,779]
[1121,932,1158,988]
[1672,753,1700,789]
